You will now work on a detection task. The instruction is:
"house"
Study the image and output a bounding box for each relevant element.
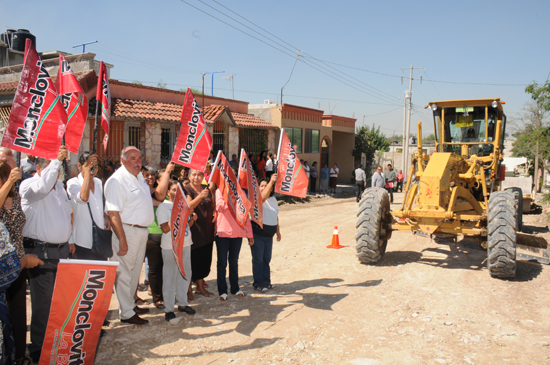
[249,101,357,186]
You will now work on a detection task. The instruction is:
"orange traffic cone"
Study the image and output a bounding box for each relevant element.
[327,226,344,249]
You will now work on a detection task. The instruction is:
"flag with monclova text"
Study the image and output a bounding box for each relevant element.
[1,39,66,160]
[170,184,190,279]
[171,88,213,172]
[275,129,308,198]
[95,61,111,150]
[209,151,251,228]
[57,53,88,153]
[39,260,118,365]
[238,148,263,228]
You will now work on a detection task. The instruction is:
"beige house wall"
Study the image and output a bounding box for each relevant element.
[332,131,355,183]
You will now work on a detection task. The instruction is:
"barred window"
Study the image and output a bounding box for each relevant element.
[304,129,319,153]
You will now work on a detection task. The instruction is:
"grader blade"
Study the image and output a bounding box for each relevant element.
[516,233,550,265]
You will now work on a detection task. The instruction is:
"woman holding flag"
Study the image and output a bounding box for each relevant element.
[184,169,217,299]
[157,181,197,321]
[251,173,281,292]
[215,186,254,302]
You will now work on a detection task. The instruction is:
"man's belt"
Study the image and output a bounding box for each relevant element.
[23,238,67,249]
[123,223,149,229]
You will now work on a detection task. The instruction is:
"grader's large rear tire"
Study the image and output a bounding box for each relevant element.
[355,187,391,264]
[487,190,517,279]
[505,187,523,232]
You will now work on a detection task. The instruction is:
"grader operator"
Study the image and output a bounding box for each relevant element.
[356,98,548,279]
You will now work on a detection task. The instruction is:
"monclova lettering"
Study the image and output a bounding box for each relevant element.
[280,142,297,193]
[178,101,201,164]
[172,199,185,243]
[219,160,246,215]
[68,270,106,365]
[249,160,260,220]
[60,60,72,111]
[14,60,50,149]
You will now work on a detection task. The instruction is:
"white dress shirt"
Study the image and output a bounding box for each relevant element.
[157,200,193,249]
[67,174,105,249]
[20,159,72,243]
[104,165,154,227]
[355,168,366,182]
[265,159,273,172]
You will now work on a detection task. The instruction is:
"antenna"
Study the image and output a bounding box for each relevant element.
[72,41,98,53]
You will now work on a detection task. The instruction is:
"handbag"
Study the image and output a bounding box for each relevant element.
[87,202,113,258]
[386,181,394,189]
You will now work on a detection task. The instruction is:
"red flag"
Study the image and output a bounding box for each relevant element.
[39,260,118,365]
[1,39,66,160]
[209,151,251,227]
[170,184,190,279]
[275,129,308,198]
[238,149,263,228]
[95,61,110,150]
[57,54,88,154]
[171,88,213,171]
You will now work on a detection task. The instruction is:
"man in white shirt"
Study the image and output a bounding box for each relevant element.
[354,164,367,202]
[67,152,110,260]
[371,166,385,188]
[21,145,72,362]
[105,146,154,325]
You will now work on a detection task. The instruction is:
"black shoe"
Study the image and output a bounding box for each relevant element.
[134,306,150,315]
[178,305,196,315]
[165,312,176,321]
[30,353,40,363]
[100,329,108,337]
[121,314,149,325]
[103,319,110,326]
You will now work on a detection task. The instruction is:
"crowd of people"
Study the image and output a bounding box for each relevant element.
[0,145,283,365]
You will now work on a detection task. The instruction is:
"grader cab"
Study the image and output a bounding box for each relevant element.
[356,98,549,279]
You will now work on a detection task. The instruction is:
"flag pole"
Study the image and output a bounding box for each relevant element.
[92,99,99,155]
[62,135,68,183]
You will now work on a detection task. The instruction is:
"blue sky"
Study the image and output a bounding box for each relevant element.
[3,0,549,138]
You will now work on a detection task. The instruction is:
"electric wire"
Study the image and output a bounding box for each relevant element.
[205,0,400,103]
[178,0,402,106]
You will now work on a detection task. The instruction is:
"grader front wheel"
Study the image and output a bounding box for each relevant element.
[355,187,391,264]
[487,190,518,279]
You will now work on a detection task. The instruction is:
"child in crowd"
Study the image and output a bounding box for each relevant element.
[157,181,198,321]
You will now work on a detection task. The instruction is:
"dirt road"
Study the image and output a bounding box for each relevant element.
[96,192,550,364]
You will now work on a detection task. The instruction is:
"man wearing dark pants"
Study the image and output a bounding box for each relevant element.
[354,164,366,202]
[21,146,72,363]
[384,164,397,203]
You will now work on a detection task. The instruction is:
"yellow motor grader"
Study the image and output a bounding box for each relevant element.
[356,98,549,278]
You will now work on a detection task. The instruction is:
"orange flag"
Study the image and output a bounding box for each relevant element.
[95,61,110,150]
[238,149,262,228]
[209,151,251,227]
[57,54,88,153]
[275,129,308,198]
[171,88,213,172]
[170,184,190,279]
[40,260,118,365]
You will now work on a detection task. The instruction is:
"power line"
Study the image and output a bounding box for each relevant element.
[178,0,402,106]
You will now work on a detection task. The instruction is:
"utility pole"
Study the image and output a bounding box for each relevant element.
[202,71,224,98]
[224,74,236,99]
[401,65,423,179]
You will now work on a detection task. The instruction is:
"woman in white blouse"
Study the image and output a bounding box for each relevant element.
[250,173,281,291]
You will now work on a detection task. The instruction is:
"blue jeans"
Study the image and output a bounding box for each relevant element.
[250,234,273,288]
[216,236,243,295]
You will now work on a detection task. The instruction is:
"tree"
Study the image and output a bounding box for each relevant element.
[423,134,436,143]
[157,79,167,89]
[512,102,550,167]
[132,81,143,85]
[525,80,550,191]
[354,124,390,172]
